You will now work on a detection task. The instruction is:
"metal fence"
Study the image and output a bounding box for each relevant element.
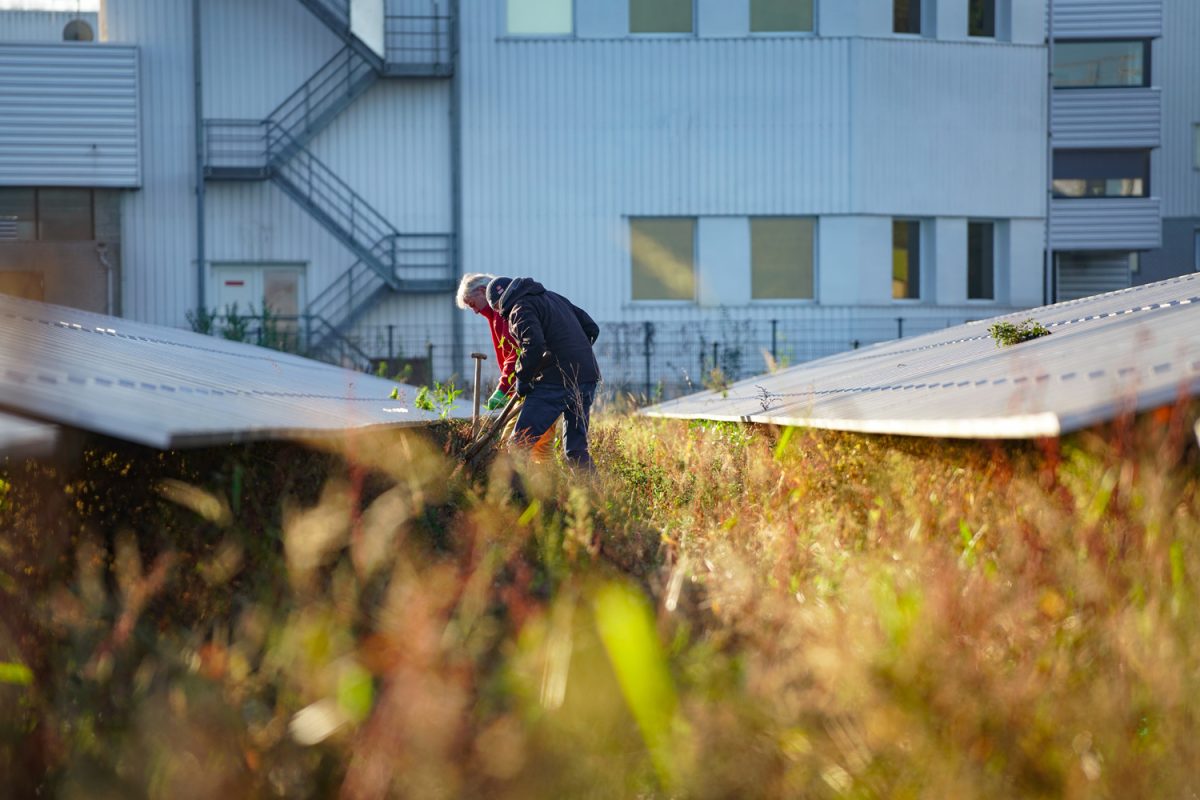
[339,312,987,401]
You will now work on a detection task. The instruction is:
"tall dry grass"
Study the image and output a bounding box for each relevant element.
[1,403,1197,798]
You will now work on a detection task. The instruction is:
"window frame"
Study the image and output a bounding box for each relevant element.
[628,216,698,304]
[749,0,817,36]
[968,0,996,38]
[1052,148,1152,200]
[1052,38,1152,90]
[891,218,924,302]
[966,220,997,302]
[502,0,576,38]
[749,216,818,303]
[892,0,923,36]
[628,0,696,36]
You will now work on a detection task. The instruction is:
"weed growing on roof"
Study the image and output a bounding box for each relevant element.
[989,318,1051,347]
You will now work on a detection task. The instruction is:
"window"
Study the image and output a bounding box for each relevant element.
[892,219,921,300]
[894,0,921,34]
[751,0,813,33]
[630,0,692,33]
[968,0,994,37]
[630,218,695,300]
[507,0,572,35]
[1053,150,1150,198]
[1053,40,1149,88]
[751,218,814,300]
[967,221,995,300]
[0,188,93,241]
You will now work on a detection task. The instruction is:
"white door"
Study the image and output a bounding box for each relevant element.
[211,264,306,343]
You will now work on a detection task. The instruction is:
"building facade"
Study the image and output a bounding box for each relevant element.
[0,0,1194,395]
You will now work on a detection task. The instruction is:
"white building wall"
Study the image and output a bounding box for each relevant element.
[101,0,197,328]
[0,10,98,42]
[1155,0,1200,218]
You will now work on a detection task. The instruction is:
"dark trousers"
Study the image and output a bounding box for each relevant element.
[512,381,597,468]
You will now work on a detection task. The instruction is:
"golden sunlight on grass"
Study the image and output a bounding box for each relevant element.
[1,406,1198,797]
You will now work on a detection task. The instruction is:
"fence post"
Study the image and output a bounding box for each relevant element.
[712,341,719,374]
[642,321,654,399]
[427,341,435,383]
[770,319,778,361]
[896,317,904,339]
[387,324,395,360]
[699,336,706,376]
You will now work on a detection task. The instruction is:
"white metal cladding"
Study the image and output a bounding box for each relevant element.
[201,0,341,119]
[1051,88,1162,149]
[1154,0,1200,218]
[643,274,1200,439]
[0,10,99,42]
[0,294,467,449]
[849,39,1046,218]
[102,0,196,328]
[1050,0,1163,39]
[1050,198,1162,250]
[458,14,1047,323]
[0,410,58,459]
[0,43,140,188]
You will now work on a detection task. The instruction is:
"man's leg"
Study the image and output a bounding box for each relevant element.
[510,384,566,452]
[562,381,597,468]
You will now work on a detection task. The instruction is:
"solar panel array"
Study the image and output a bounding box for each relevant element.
[643,274,1200,438]
[0,295,471,449]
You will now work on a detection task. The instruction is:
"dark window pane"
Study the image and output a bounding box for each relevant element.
[751,217,814,299]
[0,188,36,241]
[968,221,995,300]
[969,0,994,37]
[630,0,692,33]
[1053,150,1149,198]
[1053,41,1147,88]
[894,0,921,34]
[751,0,813,32]
[892,220,920,299]
[38,189,93,240]
[631,218,695,300]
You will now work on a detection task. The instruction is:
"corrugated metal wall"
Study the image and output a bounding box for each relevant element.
[1052,88,1161,149]
[1154,0,1200,218]
[0,10,98,42]
[459,9,1046,323]
[851,39,1046,217]
[1051,198,1162,250]
[1050,0,1163,39]
[0,44,139,188]
[102,0,196,328]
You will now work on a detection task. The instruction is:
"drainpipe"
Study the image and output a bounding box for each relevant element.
[194,0,207,316]
[1044,0,1054,305]
[97,241,114,315]
[449,0,464,378]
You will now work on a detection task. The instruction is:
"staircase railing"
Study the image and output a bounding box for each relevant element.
[270,45,378,156]
[384,10,453,73]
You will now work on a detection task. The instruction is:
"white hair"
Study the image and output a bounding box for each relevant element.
[455,272,496,309]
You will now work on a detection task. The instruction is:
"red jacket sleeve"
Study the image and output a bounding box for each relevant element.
[484,307,519,394]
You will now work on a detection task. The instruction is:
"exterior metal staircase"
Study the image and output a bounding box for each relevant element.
[202,0,456,367]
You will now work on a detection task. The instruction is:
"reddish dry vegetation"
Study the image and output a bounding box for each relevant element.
[1,402,1198,799]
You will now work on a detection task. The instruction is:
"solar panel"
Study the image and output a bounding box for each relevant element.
[0,295,472,449]
[643,274,1200,438]
[0,409,58,458]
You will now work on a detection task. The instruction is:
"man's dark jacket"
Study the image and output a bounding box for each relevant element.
[494,277,600,394]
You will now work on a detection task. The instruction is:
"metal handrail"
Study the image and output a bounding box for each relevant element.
[269,45,376,149]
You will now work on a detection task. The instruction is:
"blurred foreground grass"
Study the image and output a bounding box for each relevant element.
[1,403,1198,798]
